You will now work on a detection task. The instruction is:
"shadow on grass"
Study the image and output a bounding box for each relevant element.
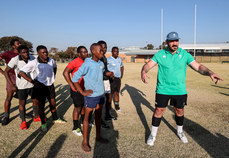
[120,84,176,142]
[167,106,229,157]
[8,84,71,158]
[46,134,67,158]
[93,115,119,157]
[211,85,229,90]
[219,92,229,96]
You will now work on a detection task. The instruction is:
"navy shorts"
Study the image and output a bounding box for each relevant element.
[155,93,187,109]
[84,94,105,108]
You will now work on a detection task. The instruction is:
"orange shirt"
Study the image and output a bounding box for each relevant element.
[67,57,85,91]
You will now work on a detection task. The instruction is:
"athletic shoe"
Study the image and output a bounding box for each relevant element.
[72,128,82,136]
[147,134,156,146]
[2,116,9,126]
[41,123,47,132]
[117,109,125,114]
[53,118,66,124]
[33,116,41,122]
[177,132,188,143]
[101,122,110,129]
[20,121,27,130]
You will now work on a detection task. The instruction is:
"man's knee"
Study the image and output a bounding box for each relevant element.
[154,108,166,117]
[174,108,184,116]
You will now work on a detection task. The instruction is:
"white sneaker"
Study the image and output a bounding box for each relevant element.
[72,128,82,136]
[89,122,94,127]
[117,109,125,114]
[147,134,156,146]
[177,132,188,143]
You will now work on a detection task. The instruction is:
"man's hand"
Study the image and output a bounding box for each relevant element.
[31,80,43,87]
[210,73,223,84]
[82,89,93,96]
[141,72,150,84]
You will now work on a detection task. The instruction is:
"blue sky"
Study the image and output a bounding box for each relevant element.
[1,0,229,51]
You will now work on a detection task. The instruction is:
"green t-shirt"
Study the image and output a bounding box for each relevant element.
[152,47,195,95]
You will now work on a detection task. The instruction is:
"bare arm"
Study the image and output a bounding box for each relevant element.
[73,82,93,96]
[120,66,124,79]
[19,71,40,86]
[189,61,223,84]
[0,67,4,75]
[4,66,17,91]
[63,67,77,91]
[141,60,157,84]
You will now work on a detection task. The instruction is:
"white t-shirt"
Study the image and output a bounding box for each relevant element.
[20,57,57,86]
[8,55,35,89]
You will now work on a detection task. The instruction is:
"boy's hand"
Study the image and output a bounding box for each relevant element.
[106,72,114,79]
[82,89,93,96]
[10,85,17,91]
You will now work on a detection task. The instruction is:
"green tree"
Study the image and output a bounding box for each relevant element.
[159,41,166,49]
[0,36,33,52]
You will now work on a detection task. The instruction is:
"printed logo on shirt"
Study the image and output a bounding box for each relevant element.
[163,55,166,58]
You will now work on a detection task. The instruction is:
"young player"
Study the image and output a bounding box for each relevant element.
[19,45,65,131]
[4,45,40,129]
[107,47,124,113]
[63,46,88,136]
[72,43,109,152]
[0,39,21,125]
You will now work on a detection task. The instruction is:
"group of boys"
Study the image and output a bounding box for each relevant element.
[1,39,124,152]
[1,40,65,131]
[63,41,124,152]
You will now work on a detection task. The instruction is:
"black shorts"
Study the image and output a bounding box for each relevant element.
[155,93,187,109]
[110,78,121,93]
[33,84,56,103]
[70,88,84,107]
[17,88,34,100]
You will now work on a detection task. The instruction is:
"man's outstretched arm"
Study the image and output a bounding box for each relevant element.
[189,60,223,84]
[141,60,157,84]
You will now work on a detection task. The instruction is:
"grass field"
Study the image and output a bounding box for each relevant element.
[0,63,228,158]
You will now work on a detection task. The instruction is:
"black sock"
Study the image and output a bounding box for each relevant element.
[33,105,39,118]
[175,115,184,126]
[114,102,120,110]
[52,111,58,120]
[73,120,79,130]
[80,114,85,123]
[152,116,162,127]
[19,110,25,122]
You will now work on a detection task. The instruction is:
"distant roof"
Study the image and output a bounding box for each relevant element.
[180,43,229,50]
[124,50,158,55]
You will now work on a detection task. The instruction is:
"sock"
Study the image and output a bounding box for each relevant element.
[151,125,159,137]
[175,115,184,126]
[114,102,120,110]
[52,111,58,120]
[19,110,25,122]
[73,120,79,130]
[177,125,183,134]
[4,113,9,118]
[152,116,162,127]
[33,105,39,118]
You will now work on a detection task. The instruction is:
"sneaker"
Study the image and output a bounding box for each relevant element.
[147,134,156,146]
[117,109,125,114]
[53,118,66,124]
[72,128,82,136]
[2,116,9,126]
[20,121,27,130]
[101,122,110,129]
[33,116,41,122]
[41,123,47,132]
[177,132,188,143]
[89,122,94,127]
